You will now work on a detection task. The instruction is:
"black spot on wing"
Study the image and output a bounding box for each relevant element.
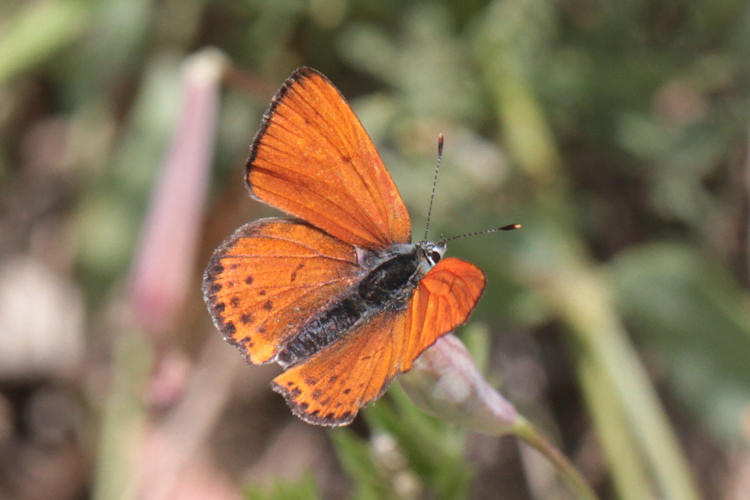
[271,373,359,427]
[290,262,305,282]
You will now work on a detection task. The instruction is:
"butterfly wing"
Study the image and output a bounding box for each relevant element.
[399,257,486,372]
[202,218,362,365]
[272,311,406,426]
[247,67,411,250]
[272,257,485,426]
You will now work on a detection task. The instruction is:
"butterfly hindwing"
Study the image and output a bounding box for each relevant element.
[246,67,411,250]
[272,311,405,426]
[202,218,362,365]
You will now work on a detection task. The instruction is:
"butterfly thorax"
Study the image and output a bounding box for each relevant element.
[275,240,446,368]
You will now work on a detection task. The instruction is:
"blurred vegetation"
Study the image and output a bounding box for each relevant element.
[1,0,749,499]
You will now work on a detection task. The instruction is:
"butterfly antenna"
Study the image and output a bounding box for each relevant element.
[443,224,522,242]
[424,133,444,241]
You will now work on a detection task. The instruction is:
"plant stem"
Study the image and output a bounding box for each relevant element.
[511,415,600,500]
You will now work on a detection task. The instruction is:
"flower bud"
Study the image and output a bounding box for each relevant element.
[399,333,518,435]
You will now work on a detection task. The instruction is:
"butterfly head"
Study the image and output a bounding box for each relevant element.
[416,239,447,271]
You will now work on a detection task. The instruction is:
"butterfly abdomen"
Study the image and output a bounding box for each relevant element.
[276,297,365,367]
[276,249,421,368]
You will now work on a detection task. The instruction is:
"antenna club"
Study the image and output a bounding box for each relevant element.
[444,223,522,241]
[423,134,445,241]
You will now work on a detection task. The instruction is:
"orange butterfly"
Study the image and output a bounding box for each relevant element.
[203,67,501,426]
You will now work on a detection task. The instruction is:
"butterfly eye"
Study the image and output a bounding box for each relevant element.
[429,251,442,264]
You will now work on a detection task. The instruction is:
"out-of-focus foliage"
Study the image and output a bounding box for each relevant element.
[610,243,750,442]
[1,0,749,499]
[245,472,318,500]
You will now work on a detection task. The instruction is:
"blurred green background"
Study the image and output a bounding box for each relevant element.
[1,0,749,499]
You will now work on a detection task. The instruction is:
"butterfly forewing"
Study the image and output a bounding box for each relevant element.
[247,67,411,250]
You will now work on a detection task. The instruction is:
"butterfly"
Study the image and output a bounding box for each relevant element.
[203,67,511,426]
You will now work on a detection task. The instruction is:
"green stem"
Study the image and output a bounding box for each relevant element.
[549,269,702,500]
[511,415,600,500]
[574,339,654,499]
